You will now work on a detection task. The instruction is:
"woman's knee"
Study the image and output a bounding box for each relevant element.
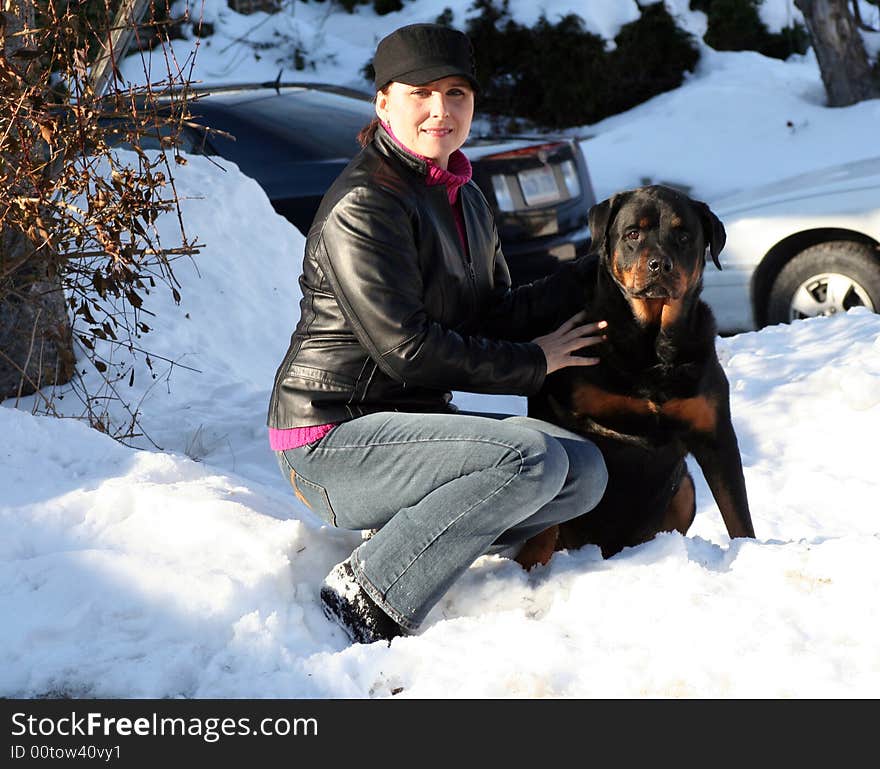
[506,428,570,501]
[570,441,608,509]
[567,439,608,510]
[502,416,607,508]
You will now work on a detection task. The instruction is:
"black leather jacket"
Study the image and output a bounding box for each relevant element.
[267,125,590,429]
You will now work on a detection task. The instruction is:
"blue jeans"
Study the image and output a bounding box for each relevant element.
[276,411,607,632]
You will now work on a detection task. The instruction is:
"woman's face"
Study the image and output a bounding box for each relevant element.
[376,76,474,169]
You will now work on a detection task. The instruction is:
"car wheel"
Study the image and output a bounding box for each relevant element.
[767,240,880,325]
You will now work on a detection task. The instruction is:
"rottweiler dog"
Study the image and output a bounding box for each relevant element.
[516,185,755,568]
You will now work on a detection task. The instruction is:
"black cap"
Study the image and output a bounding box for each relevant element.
[372,23,478,92]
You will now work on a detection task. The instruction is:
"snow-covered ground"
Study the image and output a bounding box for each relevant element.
[2,1,879,698]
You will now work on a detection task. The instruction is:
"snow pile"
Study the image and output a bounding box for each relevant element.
[3,152,879,698]
[2,0,879,698]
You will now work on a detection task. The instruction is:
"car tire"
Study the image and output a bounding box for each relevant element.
[766,240,880,325]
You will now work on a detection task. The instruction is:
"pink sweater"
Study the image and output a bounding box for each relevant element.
[269,128,472,452]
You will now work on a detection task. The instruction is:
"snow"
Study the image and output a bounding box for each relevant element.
[502,0,643,40]
[582,46,880,203]
[121,0,688,91]
[3,1,879,698]
[757,0,804,32]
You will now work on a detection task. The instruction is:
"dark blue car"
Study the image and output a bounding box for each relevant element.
[139,82,597,285]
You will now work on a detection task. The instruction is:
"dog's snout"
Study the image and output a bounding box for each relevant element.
[647,255,674,273]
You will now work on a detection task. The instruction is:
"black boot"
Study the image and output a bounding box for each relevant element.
[320,558,404,645]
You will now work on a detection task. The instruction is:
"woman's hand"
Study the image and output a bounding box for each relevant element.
[532,311,607,375]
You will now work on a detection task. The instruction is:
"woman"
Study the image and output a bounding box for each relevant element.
[268,23,608,645]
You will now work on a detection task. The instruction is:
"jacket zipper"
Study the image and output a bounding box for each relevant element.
[465,254,476,285]
[458,189,478,300]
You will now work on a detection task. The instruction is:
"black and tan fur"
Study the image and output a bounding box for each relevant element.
[516,185,755,568]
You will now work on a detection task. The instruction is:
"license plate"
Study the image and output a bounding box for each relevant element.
[518,165,561,206]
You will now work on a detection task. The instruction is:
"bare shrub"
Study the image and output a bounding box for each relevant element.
[1,0,202,443]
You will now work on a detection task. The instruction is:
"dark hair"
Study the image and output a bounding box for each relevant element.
[357,117,381,148]
[356,87,388,148]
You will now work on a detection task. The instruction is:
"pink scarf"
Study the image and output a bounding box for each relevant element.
[382,121,472,248]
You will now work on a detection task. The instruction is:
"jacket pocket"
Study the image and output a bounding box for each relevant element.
[276,451,337,526]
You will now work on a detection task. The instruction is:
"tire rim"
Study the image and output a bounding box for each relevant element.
[788,272,876,320]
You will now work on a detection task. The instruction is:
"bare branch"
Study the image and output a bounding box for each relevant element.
[1,0,204,443]
[852,0,880,31]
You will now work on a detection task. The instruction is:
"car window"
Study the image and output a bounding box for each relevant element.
[102,117,202,154]
[193,90,373,166]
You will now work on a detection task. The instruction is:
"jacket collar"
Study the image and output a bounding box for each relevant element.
[374,123,430,176]
[373,123,472,183]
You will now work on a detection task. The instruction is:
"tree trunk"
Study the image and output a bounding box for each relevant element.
[794,0,880,106]
[89,0,154,97]
[0,0,75,401]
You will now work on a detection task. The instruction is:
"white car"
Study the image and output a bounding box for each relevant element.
[703,156,880,334]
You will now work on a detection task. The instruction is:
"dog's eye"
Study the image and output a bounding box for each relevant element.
[625,229,640,241]
[676,230,691,243]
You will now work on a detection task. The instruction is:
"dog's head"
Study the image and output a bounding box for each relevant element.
[588,186,725,308]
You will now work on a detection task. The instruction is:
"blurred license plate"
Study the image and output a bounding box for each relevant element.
[518,166,560,206]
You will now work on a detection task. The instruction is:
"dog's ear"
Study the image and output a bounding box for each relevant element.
[692,199,726,270]
[588,193,627,258]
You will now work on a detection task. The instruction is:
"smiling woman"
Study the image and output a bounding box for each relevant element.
[369,23,478,169]
[267,23,611,646]
[375,77,475,170]
[355,23,480,168]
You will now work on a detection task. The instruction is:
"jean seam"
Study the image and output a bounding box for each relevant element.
[350,551,420,633]
[277,449,338,526]
[381,446,525,596]
[311,435,530,455]
[305,422,563,628]
[352,442,530,626]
